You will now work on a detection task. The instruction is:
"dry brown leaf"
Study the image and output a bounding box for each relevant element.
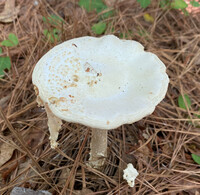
[0,141,15,167]
[58,167,76,191]
[2,161,18,182]
[58,167,71,187]
[58,168,93,194]
[134,140,151,170]
[0,95,11,109]
[194,55,200,65]
[161,143,173,156]
[172,179,200,194]
[136,140,151,162]
[12,159,38,188]
[0,0,20,23]
[24,120,46,149]
[16,159,33,175]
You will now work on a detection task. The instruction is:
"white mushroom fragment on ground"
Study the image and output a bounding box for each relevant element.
[123,163,139,187]
[32,35,169,169]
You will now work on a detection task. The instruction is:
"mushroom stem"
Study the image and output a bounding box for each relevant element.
[88,128,108,169]
[45,104,62,149]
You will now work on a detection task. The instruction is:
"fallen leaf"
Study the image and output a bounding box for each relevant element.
[0,141,15,167]
[24,120,46,149]
[137,140,151,161]
[58,167,71,187]
[0,0,20,23]
[2,161,18,182]
[143,13,154,23]
[194,54,200,65]
[134,140,151,170]
[170,179,200,194]
[12,159,38,188]
[161,143,173,156]
[0,95,11,109]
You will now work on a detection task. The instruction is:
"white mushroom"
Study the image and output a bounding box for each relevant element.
[123,163,139,188]
[32,35,169,169]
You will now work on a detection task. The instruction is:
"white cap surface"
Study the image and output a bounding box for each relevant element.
[32,35,169,130]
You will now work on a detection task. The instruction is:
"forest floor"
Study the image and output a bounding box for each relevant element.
[0,0,200,194]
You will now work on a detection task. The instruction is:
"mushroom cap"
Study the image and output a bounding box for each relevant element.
[32,35,169,130]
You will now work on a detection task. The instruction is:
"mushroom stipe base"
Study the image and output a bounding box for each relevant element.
[88,129,108,169]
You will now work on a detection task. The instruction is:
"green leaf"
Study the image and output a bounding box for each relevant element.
[43,29,48,35]
[42,16,47,23]
[137,29,149,37]
[137,0,151,8]
[43,28,60,43]
[100,9,114,19]
[194,108,200,118]
[52,28,60,39]
[43,29,54,42]
[1,33,19,47]
[119,31,133,39]
[79,0,107,13]
[198,109,200,118]
[171,0,188,9]
[195,114,200,118]
[78,0,114,19]
[91,22,106,35]
[178,94,191,110]
[119,33,128,39]
[182,8,189,16]
[1,40,13,47]
[192,154,200,165]
[0,47,2,54]
[160,0,171,8]
[0,57,11,77]
[190,0,200,7]
[8,33,19,46]
[43,14,64,26]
